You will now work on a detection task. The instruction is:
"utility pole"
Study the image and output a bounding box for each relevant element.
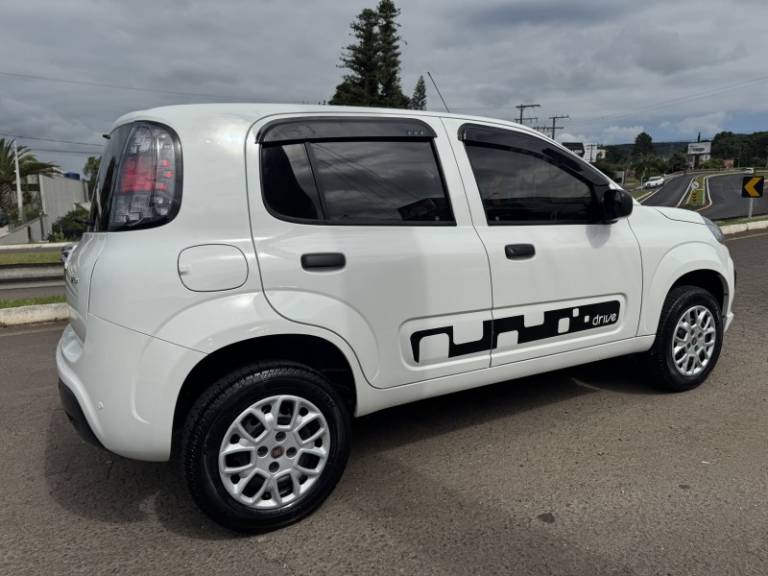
[516,103,540,125]
[548,115,569,140]
[520,116,538,126]
[13,140,23,222]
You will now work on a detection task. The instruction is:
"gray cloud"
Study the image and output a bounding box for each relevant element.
[1,0,767,172]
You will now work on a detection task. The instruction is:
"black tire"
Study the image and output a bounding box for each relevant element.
[181,362,351,533]
[645,285,723,392]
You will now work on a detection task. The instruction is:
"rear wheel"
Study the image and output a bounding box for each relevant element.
[645,286,723,391]
[181,363,351,532]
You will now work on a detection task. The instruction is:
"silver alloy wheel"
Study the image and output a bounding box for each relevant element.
[218,395,331,510]
[671,305,717,377]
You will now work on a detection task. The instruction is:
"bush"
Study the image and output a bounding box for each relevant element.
[49,206,89,241]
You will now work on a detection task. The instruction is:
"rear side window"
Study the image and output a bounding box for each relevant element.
[260,121,453,225]
[89,121,182,232]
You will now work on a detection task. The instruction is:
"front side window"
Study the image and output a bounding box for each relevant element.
[465,143,598,224]
[262,136,453,225]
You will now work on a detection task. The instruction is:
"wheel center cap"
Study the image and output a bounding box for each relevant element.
[271,446,284,458]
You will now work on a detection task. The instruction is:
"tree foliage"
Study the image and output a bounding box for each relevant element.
[632,132,654,157]
[330,1,422,109]
[409,75,427,110]
[376,0,409,108]
[329,8,380,106]
[0,138,58,223]
[49,205,89,241]
[83,155,101,196]
[711,130,768,166]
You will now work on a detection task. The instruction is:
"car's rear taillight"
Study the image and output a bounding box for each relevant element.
[109,122,182,230]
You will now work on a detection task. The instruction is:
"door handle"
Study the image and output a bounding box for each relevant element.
[301,252,346,271]
[504,244,535,259]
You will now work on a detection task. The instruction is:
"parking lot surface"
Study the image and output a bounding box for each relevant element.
[1,233,767,576]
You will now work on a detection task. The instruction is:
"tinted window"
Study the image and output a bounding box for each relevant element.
[262,140,452,224]
[465,144,598,224]
[262,144,324,220]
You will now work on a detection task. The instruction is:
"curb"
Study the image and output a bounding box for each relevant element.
[0,303,69,327]
[720,219,768,235]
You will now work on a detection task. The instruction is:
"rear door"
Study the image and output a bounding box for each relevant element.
[246,114,492,389]
[445,119,642,366]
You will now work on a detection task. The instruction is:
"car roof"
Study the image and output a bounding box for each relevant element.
[113,102,551,142]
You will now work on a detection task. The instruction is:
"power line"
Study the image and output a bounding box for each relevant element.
[26,148,98,155]
[0,69,257,101]
[0,132,102,147]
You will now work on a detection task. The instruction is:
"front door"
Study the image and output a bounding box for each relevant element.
[445,119,642,367]
[246,114,492,388]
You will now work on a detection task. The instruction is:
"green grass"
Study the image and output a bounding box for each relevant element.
[0,295,66,309]
[0,251,61,266]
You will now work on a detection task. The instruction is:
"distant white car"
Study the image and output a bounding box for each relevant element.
[644,176,665,189]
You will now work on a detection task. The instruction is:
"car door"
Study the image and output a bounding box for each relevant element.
[246,114,493,389]
[444,119,642,367]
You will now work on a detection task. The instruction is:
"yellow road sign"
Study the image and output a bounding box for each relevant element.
[742,176,764,198]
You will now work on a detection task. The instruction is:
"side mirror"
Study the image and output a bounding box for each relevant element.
[602,188,633,222]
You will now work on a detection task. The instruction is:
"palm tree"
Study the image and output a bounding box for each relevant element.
[0,138,58,223]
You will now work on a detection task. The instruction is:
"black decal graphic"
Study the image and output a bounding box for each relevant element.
[410,301,620,363]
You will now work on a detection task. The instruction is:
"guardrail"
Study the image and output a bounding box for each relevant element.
[0,262,64,285]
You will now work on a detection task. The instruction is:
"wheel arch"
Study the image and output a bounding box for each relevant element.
[640,242,730,336]
[172,333,358,451]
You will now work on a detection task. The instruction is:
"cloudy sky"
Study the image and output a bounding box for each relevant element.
[2,0,767,172]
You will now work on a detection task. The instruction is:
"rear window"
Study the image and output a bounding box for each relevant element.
[261,138,453,225]
[89,121,182,232]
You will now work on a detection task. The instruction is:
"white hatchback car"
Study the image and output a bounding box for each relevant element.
[644,175,665,188]
[58,104,735,532]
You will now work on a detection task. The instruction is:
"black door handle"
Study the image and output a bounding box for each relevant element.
[505,244,535,259]
[301,252,346,271]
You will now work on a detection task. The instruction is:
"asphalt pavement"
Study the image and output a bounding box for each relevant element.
[704,174,768,220]
[640,173,695,207]
[1,233,767,575]
[642,171,768,220]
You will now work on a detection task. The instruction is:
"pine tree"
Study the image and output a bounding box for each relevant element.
[376,0,409,108]
[329,8,380,106]
[409,75,427,110]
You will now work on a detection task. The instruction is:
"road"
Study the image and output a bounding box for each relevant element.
[1,233,767,575]
[642,171,768,220]
[640,173,695,207]
[703,173,768,220]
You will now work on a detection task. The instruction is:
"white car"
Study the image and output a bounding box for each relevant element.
[57,104,735,532]
[644,176,665,188]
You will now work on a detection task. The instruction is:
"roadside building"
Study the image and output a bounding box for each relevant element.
[0,173,88,245]
[687,141,712,169]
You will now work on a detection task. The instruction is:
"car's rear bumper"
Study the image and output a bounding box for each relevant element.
[58,379,104,450]
[56,316,205,461]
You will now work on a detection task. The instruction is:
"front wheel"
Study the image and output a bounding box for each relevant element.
[181,363,351,532]
[645,286,724,391]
